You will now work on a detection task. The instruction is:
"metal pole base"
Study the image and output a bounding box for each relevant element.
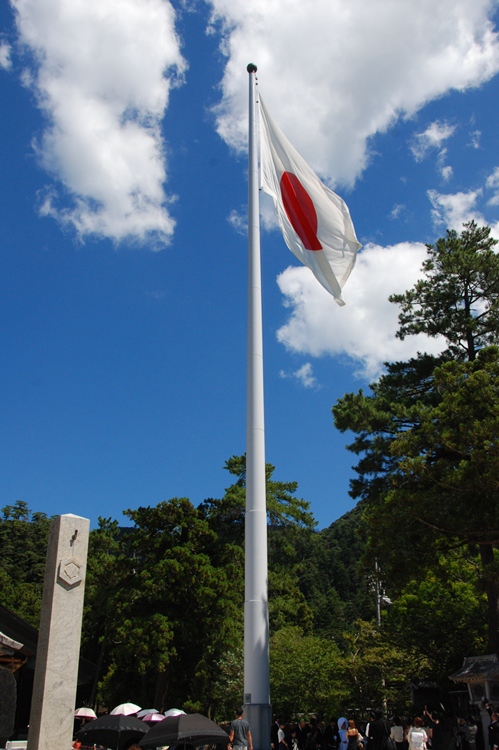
[244,703,272,750]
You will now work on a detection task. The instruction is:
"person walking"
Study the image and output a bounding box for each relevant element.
[272,718,282,750]
[279,720,288,750]
[369,711,390,750]
[324,718,339,750]
[391,717,405,750]
[347,720,362,750]
[488,713,499,750]
[339,718,349,750]
[407,718,428,750]
[297,720,310,750]
[229,707,253,750]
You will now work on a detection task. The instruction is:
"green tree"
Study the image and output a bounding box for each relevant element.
[81,517,133,707]
[0,501,51,626]
[385,551,487,680]
[341,620,427,715]
[377,349,499,651]
[209,645,244,721]
[200,454,316,546]
[390,221,499,361]
[200,455,316,635]
[84,498,241,714]
[82,457,319,715]
[269,626,346,718]
[333,222,499,658]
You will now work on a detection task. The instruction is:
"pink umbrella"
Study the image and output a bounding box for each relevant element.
[141,713,165,724]
[137,709,159,718]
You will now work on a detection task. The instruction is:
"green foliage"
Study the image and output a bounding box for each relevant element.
[270,626,346,719]
[341,620,427,715]
[200,455,316,544]
[84,498,242,712]
[385,552,487,680]
[332,221,499,667]
[0,501,51,625]
[390,221,499,361]
[1,459,459,716]
[295,506,375,639]
[201,455,317,637]
[208,646,244,721]
[268,565,314,634]
[358,348,499,592]
[387,348,499,543]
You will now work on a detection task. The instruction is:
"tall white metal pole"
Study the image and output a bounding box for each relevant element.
[244,62,271,750]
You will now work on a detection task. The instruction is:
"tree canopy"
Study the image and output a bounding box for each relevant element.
[333,221,499,653]
[390,221,499,361]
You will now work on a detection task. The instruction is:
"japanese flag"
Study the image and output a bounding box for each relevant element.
[259,96,361,306]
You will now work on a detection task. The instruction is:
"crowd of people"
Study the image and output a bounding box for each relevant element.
[269,708,492,750]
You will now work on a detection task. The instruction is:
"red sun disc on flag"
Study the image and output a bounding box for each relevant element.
[280,172,322,251]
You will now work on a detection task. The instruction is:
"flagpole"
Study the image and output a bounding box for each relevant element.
[244,62,271,750]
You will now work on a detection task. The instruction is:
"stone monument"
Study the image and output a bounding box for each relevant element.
[27,513,90,750]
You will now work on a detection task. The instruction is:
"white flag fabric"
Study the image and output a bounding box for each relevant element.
[259,96,361,306]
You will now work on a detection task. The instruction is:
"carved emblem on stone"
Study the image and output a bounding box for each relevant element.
[58,557,83,586]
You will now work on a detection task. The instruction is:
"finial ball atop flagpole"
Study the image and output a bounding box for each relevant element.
[247,63,257,73]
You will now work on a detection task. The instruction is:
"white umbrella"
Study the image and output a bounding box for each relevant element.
[75,707,97,719]
[163,708,186,718]
[137,709,159,718]
[110,702,142,716]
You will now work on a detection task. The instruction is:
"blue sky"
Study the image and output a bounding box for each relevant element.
[2,0,499,530]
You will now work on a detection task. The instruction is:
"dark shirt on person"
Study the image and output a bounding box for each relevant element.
[297,725,310,750]
[325,724,339,750]
[489,720,499,749]
[369,719,390,750]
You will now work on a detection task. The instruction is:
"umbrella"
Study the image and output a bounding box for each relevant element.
[164,708,186,718]
[137,709,159,718]
[75,707,97,719]
[139,713,229,749]
[111,702,142,716]
[77,714,148,750]
[141,713,165,724]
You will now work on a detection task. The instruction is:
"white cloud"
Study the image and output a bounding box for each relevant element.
[436,148,454,182]
[227,208,247,234]
[0,42,12,70]
[440,164,454,182]
[276,242,446,380]
[209,0,499,187]
[486,167,499,190]
[390,204,408,221]
[260,191,279,231]
[228,193,279,235]
[280,362,319,389]
[469,129,482,148]
[428,188,484,229]
[411,121,457,161]
[11,0,186,245]
[486,166,499,205]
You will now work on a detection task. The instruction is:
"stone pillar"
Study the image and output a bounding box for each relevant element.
[28,514,90,750]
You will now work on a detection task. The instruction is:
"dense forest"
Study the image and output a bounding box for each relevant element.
[2,222,498,720]
[0,478,486,720]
